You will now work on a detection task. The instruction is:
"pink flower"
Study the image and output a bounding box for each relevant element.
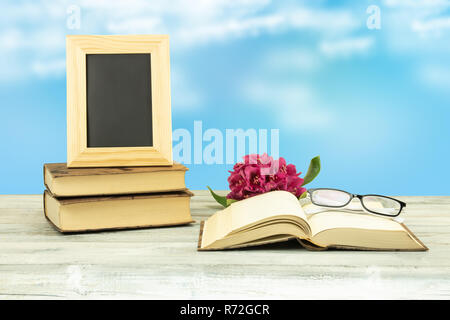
[226,153,306,201]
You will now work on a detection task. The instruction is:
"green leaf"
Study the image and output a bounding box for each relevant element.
[207,186,228,207]
[226,198,237,206]
[301,156,321,187]
[299,191,308,199]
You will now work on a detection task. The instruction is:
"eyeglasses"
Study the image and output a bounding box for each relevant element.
[307,188,406,217]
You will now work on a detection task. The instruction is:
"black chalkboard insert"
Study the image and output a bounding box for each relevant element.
[86,53,153,148]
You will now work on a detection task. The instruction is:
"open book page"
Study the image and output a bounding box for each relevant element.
[302,202,426,250]
[201,191,308,249]
[204,223,305,250]
[229,191,307,232]
[305,206,405,236]
[201,208,231,248]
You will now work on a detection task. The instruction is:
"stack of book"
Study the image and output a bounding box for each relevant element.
[43,163,193,233]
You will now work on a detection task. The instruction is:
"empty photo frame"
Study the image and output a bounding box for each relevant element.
[66,35,173,167]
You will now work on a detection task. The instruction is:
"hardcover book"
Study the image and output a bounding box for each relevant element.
[198,191,427,251]
[44,163,188,197]
[44,190,194,233]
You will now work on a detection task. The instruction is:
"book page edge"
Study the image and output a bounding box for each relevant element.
[401,222,429,251]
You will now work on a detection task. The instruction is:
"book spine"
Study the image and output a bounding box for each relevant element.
[197,221,205,250]
[296,238,328,251]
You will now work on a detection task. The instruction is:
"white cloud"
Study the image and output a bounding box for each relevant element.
[79,0,280,44]
[170,68,204,112]
[0,0,360,83]
[89,2,359,46]
[244,80,333,130]
[262,48,321,72]
[32,59,66,77]
[420,64,450,91]
[383,0,449,9]
[0,29,23,51]
[0,0,361,86]
[176,14,284,45]
[381,0,450,52]
[319,37,375,58]
[411,17,450,36]
[0,28,63,52]
[107,17,162,34]
[286,7,358,33]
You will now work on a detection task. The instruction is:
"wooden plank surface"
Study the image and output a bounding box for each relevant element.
[0,191,449,300]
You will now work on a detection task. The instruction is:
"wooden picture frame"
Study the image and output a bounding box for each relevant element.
[66,35,173,167]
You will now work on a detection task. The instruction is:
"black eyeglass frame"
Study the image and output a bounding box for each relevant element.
[307,188,406,217]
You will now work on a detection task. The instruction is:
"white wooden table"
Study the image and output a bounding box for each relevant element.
[0,191,449,299]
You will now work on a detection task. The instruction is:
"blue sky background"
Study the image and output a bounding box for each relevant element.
[1,0,450,195]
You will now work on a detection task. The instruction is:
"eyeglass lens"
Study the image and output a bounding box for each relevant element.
[362,196,401,216]
[311,189,351,207]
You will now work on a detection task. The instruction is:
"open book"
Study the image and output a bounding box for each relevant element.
[198,191,427,251]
